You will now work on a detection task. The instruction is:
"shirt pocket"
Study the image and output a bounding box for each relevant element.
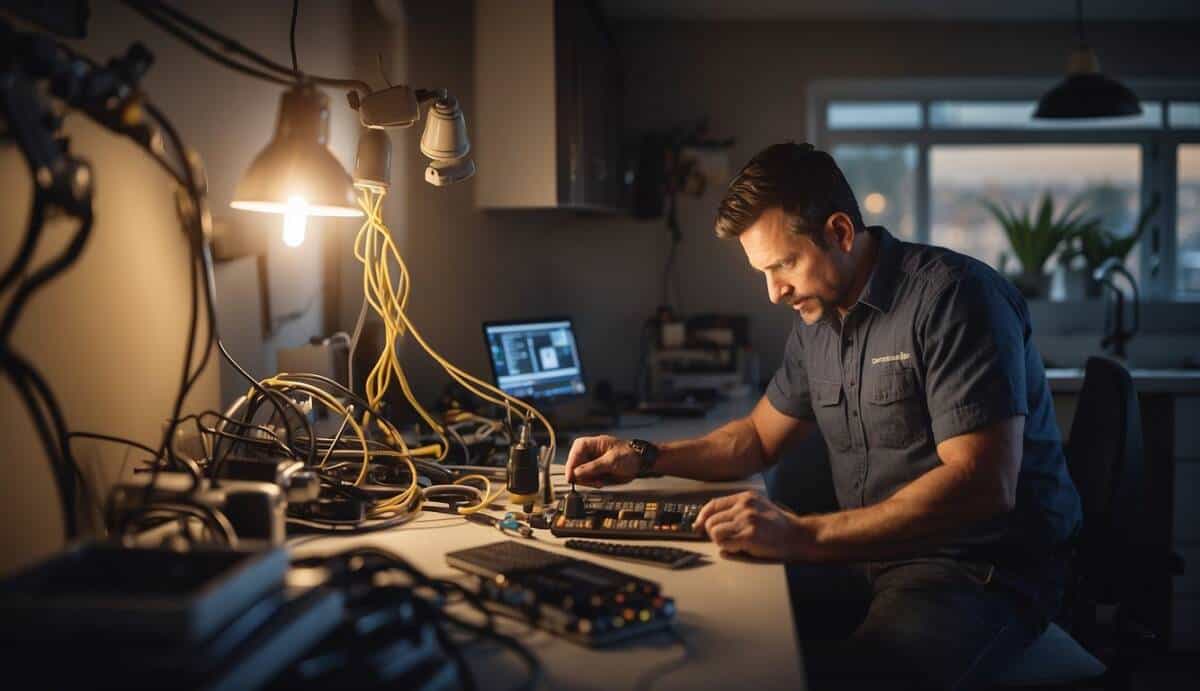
[811,378,851,452]
[866,369,928,448]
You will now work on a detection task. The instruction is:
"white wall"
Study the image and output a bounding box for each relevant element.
[0,0,358,573]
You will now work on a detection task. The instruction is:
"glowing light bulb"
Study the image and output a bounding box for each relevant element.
[282,195,308,247]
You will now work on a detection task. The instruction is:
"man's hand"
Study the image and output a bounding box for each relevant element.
[695,490,817,561]
[565,435,640,486]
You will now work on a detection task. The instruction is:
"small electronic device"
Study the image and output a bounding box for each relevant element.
[550,492,708,541]
[564,539,704,570]
[0,543,289,644]
[483,317,587,401]
[445,540,676,646]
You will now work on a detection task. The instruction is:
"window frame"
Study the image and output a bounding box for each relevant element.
[808,78,1200,301]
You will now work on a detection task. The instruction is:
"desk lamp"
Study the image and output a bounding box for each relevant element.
[231,85,363,247]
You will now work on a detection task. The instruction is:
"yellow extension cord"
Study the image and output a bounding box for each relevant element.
[232,186,557,520]
[351,185,557,514]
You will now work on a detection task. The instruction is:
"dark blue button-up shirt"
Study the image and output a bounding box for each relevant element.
[767,226,1082,566]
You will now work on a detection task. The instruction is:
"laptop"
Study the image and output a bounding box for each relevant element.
[482,317,588,402]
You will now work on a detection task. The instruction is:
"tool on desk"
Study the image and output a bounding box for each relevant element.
[446,540,676,646]
[564,539,704,569]
[551,491,708,541]
[465,510,534,538]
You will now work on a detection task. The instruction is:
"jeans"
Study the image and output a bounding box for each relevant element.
[788,557,1062,691]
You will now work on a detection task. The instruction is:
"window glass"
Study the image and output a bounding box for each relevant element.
[827,102,921,130]
[1169,102,1200,129]
[1179,145,1200,294]
[930,145,1141,281]
[832,144,918,239]
[929,101,1163,129]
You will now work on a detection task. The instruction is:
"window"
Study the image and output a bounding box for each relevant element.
[1169,103,1200,129]
[929,101,1163,130]
[930,145,1141,276]
[827,102,922,130]
[834,144,918,239]
[811,81,1200,300]
[1180,145,1200,294]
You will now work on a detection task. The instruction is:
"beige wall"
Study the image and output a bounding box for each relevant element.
[0,0,359,572]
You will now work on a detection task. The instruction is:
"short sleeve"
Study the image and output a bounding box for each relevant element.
[766,319,815,420]
[920,274,1028,443]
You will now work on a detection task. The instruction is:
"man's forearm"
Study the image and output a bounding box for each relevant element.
[795,461,1010,562]
[653,416,769,481]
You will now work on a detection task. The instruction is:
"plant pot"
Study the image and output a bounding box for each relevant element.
[1062,267,1103,300]
[1009,272,1052,299]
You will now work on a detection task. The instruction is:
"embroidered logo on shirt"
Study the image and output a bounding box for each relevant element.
[870,351,910,366]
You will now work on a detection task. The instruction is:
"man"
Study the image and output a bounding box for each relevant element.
[565,142,1082,690]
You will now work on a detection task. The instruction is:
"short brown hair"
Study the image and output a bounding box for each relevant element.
[714,142,864,243]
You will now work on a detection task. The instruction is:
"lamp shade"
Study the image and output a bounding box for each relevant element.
[231,85,362,217]
[1034,47,1142,120]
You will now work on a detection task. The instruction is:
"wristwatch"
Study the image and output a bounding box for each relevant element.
[627,438,660,476]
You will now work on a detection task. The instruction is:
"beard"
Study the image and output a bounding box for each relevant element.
[791,276,854,325]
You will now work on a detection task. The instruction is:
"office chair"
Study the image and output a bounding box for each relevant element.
[990,356,1184,689]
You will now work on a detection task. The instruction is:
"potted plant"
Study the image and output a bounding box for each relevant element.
[1059,193,1160,299]
[983,192,1096,299]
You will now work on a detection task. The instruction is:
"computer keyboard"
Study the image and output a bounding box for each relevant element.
[550,492,708,541]
[564,539,704,569]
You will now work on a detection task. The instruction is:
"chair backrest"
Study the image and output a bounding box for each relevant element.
[1063,356,1147,598]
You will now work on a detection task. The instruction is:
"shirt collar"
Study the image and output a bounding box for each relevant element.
[858,225,902,314]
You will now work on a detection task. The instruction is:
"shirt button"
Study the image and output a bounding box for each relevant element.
[851,410,859,418]
[848,380,855,387]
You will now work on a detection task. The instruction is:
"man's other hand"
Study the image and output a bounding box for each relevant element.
[565,435,640,487]
[696,490,814,560]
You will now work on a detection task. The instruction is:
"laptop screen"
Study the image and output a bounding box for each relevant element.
[483,318,587,400]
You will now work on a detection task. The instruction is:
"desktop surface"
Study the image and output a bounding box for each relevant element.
[289,471,805,690]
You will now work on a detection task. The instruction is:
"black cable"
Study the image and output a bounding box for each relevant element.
[2,354,78,536]
[67,432,159,459]
[289,0,300,73]
[285,512,417,534]
[0,210,94,345]
[123,1,295,86]
[0,190,46,296]
[135,0,298,79]
[124,0,371,93]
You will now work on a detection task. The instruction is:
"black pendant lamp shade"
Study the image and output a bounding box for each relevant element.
[1034,47,1142,119]
[231,85,362,217]
[1034,1,1141,120]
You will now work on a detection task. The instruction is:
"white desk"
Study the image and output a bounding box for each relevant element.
[290,399,806,690]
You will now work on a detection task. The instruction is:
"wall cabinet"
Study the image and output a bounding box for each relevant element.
[475,0,623,210]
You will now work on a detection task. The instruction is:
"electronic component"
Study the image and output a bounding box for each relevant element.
[446,540,676,646]
[563,488,586,518]
[0,543,288,644]
[550,492,708,541]
[0,544,342,690]
[506,415,540,506]
[107,471,287,545]
[563,539,704,570]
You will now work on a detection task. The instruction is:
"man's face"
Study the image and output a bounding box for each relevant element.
[739,207,856,325]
